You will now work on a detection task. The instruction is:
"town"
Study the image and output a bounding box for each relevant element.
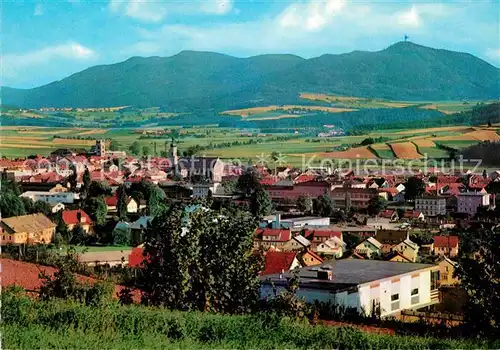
[1,136,499,345]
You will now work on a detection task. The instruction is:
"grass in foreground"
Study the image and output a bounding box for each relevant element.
[2,292,497,350]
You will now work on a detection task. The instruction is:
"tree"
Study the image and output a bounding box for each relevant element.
[455,228,500,336]
[315,193,334,217]
[84,197,107,225]
[70,224,87,245]
[367,196,388,216]
[482,169,488,179]
[116,185,128,220]
[140,206,262,313]
[88,181,112,198]
[428,175,438,183]
[109,140,120,151]
[147,183,167,217]
[81,168,91,198]
[296,194,313,213]
[129,141,141,156]
[271,151,280,175]
[112,228,131,246]
[237,167,261,196]
[404,177,425,201]
[142,146,150,156]
[67,164,78,191]
[251,187,273,218]
[0,191,26,218]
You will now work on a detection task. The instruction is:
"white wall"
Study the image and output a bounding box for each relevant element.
[261,268,437,317]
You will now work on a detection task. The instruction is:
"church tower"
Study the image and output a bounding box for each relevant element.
[96,140,106,156]
[169,138,179,174]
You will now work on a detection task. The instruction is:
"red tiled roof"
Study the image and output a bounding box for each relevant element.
[105,194,118,206]
[303,230,342,239]
[293,174,316,184]
[261,251,298,276]
[433,235,459,248]
[1,258,140,302]
[257,229,292,242]
[260,176,279,186]
[62,209,92,225]
[403,210,422,218]
[380,209,396,219]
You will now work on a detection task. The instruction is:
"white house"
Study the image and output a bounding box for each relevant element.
[260,260,441,317]
[20,191,79,205]
[50,202,65,213]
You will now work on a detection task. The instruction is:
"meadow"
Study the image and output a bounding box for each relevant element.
[3,291,496,350]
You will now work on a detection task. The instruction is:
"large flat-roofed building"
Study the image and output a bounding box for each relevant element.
[457,191,490,216]
[261,259,441,317]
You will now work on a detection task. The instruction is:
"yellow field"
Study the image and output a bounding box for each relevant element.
[52,139,98,146]
[413,139,436,147]
[370,143,392,150]
[245,114,301,121]
[299,93,365,103]
[77,129,109,136]
[419,104,454,115]
[390,142,423,159]
[1,136,47,142]
[464,130,500,141]
[222,105,354,116]
[0,143,50,149]
[391,126,472,135]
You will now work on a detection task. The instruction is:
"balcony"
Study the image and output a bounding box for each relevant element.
[430,289,440,303]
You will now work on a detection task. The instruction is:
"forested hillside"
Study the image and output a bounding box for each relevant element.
[3,42,499,110]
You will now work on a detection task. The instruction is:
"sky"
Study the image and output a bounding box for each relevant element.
[2,0,499,88]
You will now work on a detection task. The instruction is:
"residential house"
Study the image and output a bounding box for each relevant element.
[104,195,139,214]
[438,257,459,286]
[261,259,442,317]
[390,239,420,262]
[375,229,409,253]
[415,196,447,216]
[130,216,153,245]
[386,251,412,263]
[271,214,330,229]
[303,230,343,248]
[315,236,346,258]
[282,235,311,251]
[255,228,292,249]
[265,180,332,201]
[354,237,383,258]
[432,236,459,258]
[457,191,490,216]
[379,209,399,221]
[62,209,93,233]
[50,202,65,213]
[402,210,425,222]
[300,249,324,267]
[0,213,55,245]
[261,251,301,275]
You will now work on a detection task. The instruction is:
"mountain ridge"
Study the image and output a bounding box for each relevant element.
[3,42,499,111]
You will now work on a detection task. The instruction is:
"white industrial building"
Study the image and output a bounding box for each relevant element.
[261,259,440,317]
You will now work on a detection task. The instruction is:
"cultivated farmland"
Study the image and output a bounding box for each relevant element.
[389,142,423,159]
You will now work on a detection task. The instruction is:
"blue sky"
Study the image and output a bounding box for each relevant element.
[3,0,499,88]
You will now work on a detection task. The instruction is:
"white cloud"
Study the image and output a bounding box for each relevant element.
[2,43,97,77]
[201,0,233,15]
[485,48,500,64]
[278,0,345,32]
[109,0,167,23]
[397,5,421,28]
[108,0,234,22]
[34,3,44,16]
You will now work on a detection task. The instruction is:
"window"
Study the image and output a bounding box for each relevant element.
[411,288,418,296]
[391,293,399,301]
[431,270,440,290]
